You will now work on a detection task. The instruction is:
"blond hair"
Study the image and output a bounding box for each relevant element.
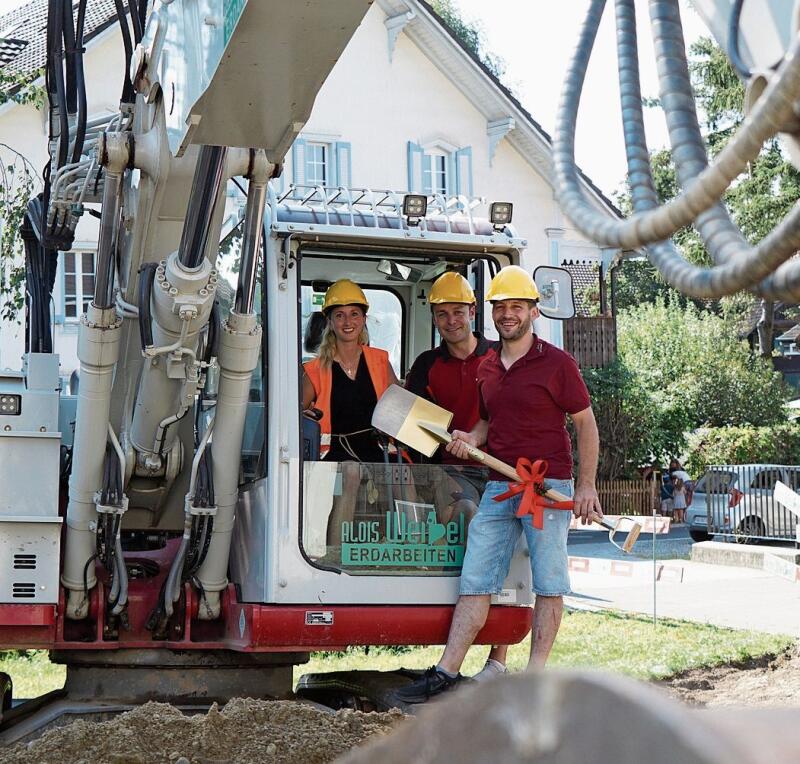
[318,320,370,367]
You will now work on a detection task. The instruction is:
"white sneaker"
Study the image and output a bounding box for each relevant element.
[472,659,508,683]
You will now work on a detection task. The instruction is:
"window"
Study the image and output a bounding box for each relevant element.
[407,141,473,198]
[751,469,782,491]
[63,251,96,319]
[423,153,448,196]
[300,285,403,376]
[291,139,352,190]
[306,143,328,187]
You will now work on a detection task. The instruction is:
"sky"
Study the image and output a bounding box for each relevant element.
[0,0,709,197]
[454,0,708,199]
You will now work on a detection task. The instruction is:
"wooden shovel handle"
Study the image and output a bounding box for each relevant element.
[462,442,606,526]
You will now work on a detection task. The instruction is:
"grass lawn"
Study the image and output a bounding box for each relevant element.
[2,610,790,700]
[294,609,793,683]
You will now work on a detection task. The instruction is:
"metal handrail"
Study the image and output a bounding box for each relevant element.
[275,184,488,231]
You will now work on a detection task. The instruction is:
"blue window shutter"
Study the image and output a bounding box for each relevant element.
[292,138,306,188]
[447,153,457,197]
[455,146,473,197]
[407,141,425,193]
[54,258,65,324]
[335,141,352,188]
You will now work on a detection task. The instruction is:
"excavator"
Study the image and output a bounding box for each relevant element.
[0,0,581,736]
[1,0,799,758]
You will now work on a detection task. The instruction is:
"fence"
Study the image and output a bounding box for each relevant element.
[701,465,799,542]
[563,316,617,368]
[597,479,658,516]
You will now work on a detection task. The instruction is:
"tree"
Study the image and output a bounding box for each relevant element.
[430,0,506,80]
[617,301,789,430]
[0,70,45,322]
[581,360,686,479]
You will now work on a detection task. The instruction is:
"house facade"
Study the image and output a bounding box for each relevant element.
[0,0,619,379]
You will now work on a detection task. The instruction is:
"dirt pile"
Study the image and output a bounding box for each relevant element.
[661,645,800,707]
[0,699,405,764]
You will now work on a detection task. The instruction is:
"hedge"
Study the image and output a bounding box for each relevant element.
[685,423,800,476]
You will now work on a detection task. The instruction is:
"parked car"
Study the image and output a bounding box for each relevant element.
[687,464,800,543]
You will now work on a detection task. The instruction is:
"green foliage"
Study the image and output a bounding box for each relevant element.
[613,259,713,314]
[618,301,789,432]
[685,423,800,476]
[0,69,44,322]
[582,361,657,479]
[0,69,46,109]
[0,158,35,321]
[689,37,744,134]
[431,0,506,79]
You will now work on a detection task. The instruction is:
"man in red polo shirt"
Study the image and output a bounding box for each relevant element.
[405,271,493,524]
[395,265,601,704]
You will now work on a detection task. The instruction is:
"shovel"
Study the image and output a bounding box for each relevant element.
[418,421,641,554]
[372,386,641,553]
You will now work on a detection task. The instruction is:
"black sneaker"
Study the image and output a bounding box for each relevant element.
[393,666,468,704]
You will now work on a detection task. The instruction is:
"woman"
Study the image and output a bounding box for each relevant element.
[302,279,397,460]
[302,280,398,546]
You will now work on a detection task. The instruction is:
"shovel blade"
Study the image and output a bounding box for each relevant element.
[371,385,453,457]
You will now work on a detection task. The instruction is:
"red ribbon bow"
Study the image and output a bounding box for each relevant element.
[493,458,574,529]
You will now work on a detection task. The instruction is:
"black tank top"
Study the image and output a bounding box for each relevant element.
[324,354,384,462]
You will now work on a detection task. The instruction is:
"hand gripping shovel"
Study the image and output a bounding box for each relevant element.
[372,386,641,553]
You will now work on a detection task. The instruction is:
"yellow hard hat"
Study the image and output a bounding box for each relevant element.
[428,272,476,305]
[486,265,540,302]
[322,279,369,314]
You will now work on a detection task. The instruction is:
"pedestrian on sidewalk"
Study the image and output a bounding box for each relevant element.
[672,477,687,524]
[660,473,674,518]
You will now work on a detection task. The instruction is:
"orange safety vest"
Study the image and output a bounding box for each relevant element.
[303,345,391,456]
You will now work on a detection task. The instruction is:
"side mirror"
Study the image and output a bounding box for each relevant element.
[533,266,575,321]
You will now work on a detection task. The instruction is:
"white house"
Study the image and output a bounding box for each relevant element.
[0,0,620,378]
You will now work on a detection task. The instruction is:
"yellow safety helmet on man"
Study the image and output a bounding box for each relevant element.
[485,265,539,302]
[428,271,476,305]
[322,279,369,314]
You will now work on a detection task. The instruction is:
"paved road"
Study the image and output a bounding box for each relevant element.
[565,525,800,636]
[568,523,692,561]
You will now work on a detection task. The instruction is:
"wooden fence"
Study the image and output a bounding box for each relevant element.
[563,316,617,368]
[597,479,659,516]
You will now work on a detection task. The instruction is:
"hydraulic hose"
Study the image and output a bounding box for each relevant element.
[647,0,800,300]
[127,0,143,44]
[61,0,77,114]
[558,0,800,298]
[48,0,69,170]
[137,262,158,351]
[70,0,88,164]
[554,0,800,254]
[613,0,800,297]
[112,0,134,103]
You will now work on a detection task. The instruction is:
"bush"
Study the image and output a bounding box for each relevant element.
[582,360,687,479]
[618,301,789,429]
[685,423,800,475]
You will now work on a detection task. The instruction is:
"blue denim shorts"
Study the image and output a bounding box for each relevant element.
[459,479,574,597]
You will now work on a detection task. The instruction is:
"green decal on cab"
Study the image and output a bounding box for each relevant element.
[341,510,466,567]
[223,0,247,45]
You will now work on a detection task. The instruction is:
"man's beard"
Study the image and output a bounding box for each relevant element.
[496,316,531,341]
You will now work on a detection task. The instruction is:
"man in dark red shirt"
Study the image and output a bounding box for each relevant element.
[405,271,492,529]
[396,265,601,704]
